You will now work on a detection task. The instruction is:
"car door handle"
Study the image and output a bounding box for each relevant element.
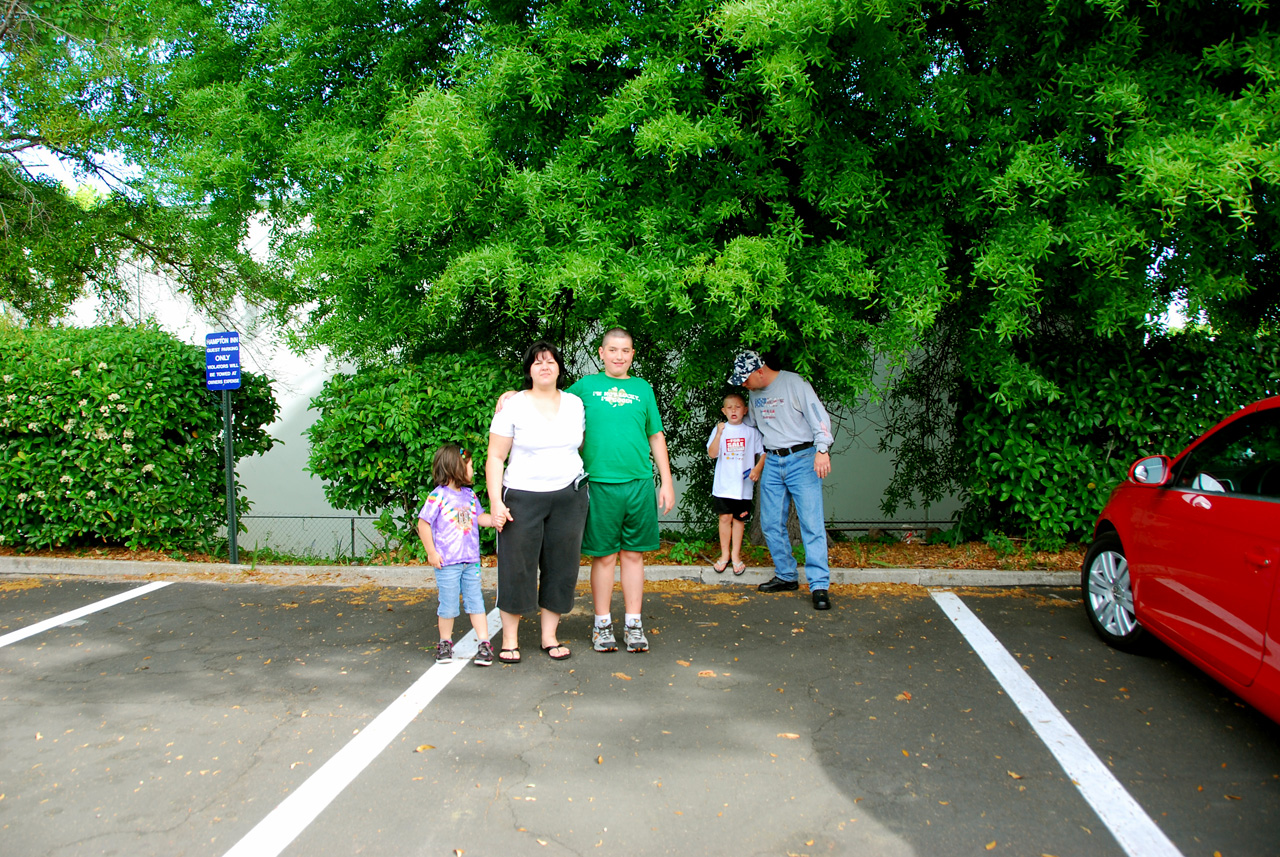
[1244,549,1272,568]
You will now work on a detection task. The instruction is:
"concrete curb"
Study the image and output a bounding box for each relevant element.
[0,555,1078,589]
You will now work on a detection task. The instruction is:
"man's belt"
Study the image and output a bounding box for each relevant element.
[767,441,814,457]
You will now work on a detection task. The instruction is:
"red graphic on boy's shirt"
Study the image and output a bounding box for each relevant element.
[724,437,747,459]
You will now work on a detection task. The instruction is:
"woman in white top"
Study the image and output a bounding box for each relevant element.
[486,341,588,664]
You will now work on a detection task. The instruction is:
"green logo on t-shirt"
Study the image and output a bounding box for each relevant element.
[599,386,641,407]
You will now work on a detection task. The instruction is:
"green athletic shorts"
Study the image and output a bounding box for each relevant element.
[580,479,660,555]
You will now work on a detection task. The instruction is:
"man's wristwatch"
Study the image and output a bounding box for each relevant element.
[816,445,829,454]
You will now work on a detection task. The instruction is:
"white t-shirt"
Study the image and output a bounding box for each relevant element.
[708,422,764,500]
[489,391,585,492]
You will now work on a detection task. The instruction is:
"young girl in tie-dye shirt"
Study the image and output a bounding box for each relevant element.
[417,444,495,666]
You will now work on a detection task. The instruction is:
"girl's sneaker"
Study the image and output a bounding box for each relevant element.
[474,640,495,667]
[435,639,454,663]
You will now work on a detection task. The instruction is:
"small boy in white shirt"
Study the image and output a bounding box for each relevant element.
[707,391,764,575]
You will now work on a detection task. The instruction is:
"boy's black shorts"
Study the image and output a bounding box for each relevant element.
[711,496,753,521]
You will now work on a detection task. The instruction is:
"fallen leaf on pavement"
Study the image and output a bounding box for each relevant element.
[612,672,631,681]
[986,842,997,851]
[896,691,912,702]
[1007,771,1022,780]
[415,745,435,753]
[698,670,716,677]
[778,733,800,739]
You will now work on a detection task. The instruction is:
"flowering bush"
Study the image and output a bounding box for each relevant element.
[0,324,277,551]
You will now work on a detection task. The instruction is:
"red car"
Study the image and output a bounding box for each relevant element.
[1084,395,1280,723]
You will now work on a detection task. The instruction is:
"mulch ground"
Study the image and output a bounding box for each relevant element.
[0,539,1085,571]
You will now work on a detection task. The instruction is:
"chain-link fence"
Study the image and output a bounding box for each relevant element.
[236,515,389,562]
[229,514,956,563]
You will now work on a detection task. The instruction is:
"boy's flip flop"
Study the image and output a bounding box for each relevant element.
[712,559,729,573]
[732,561,746,576]
[498,648,521,664]
[541,643,572,661]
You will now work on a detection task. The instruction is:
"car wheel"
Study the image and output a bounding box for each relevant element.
[1082,532,1146,649]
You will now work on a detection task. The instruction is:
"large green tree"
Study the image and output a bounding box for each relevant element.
[0,0,278,323]
[15,0,1278,529]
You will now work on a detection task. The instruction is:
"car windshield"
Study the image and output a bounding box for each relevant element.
[1172,408,1280,498]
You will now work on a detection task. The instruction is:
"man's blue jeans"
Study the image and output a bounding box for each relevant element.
[759,447,829,590]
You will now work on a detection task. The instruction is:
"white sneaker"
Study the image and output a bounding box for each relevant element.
[592,623,617,652]
[623,622,648,653]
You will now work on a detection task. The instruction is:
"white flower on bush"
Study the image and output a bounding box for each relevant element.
[145,382,153,389]
[116,404,127,412]
[85,490,96,499]
[61,420,75,433]
[99,405,110,415]
[16,493,27,504]
[142,464,155,474]
[2,374,10,382]
[72,369,81,377]
[60,474,72,483]
[35,490,46,500]
[108,393,120,401]
[97,362,107,370]
[94,426,110,441]
[28,395,36,403]
[6,394,15,403]
[27,421,39,431]
[122,443,133,454]
[123,429,134,439]
[78,399,88,407]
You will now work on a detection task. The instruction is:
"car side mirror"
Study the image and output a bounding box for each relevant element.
[1129,455,1172,486]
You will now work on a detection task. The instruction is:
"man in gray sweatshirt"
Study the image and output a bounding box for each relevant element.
[728,350,834,610]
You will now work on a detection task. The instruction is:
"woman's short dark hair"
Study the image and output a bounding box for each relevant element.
[432,443,473,489]
[521,340,568,390]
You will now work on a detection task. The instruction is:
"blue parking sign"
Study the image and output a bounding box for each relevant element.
[205,332,241,390]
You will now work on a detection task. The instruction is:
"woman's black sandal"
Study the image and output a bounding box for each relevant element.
[498,648,521,664]
[541,643,572,661]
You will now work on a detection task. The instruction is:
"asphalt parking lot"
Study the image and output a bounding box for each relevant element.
[2,573,1278,857]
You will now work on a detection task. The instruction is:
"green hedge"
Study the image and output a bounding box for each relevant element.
[953,329,1280,547]
[306,352,522,549]
[0,324,277,551]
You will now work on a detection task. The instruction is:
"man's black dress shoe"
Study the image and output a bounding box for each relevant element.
[812,589,831,610]
[758,576,799,593]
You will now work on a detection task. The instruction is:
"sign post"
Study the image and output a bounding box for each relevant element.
[205,332,242,565]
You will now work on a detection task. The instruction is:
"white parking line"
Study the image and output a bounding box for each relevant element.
[222,607,500,857]
[0,581,173,649]
[931,591,1183,857]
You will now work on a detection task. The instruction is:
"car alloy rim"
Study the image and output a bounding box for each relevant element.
[1086,549,1137,636]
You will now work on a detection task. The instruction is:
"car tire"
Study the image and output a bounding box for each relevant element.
[1082,531,1146,650]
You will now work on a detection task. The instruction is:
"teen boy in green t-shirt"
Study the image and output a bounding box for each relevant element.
[568,328,675,653]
